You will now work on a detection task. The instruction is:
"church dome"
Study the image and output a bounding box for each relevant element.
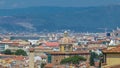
[60,37,72,43]
[59,31,73,44]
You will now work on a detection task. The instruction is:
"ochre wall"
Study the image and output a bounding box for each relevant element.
[106,54,120,66]
[29,52,34,68]
[60,45,65,52]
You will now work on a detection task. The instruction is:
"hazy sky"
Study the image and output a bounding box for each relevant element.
[0,0,120,9]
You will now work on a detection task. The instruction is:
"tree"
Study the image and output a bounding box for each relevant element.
[89,50,103,67]
[90,51,95,66]
[60,56,86,65]
[15,49,27,56]
[41,63,46,68]
[2,49,13,55]
[60,58,71,64]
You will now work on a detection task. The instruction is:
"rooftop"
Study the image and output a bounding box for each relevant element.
[103,45,120,53]
[45,42,59,47]
[48,51,89,55]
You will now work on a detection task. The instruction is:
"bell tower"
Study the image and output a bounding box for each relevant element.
[59,31,73,52]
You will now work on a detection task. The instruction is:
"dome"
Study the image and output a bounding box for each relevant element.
[64,31,68,34]
[59,31,73,44]
[60,37,72,44]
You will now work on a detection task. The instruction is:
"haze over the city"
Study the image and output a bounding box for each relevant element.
[0,0,120,33]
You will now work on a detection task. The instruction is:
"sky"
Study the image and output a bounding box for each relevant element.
[0,0,120,9]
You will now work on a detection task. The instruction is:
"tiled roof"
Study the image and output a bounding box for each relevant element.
[29,48,35,52]
[88,40,109,44]
[104,64,120,68]
[49,51,89,55]
[45,42,59,47]
[0,41,19,44]
[3,58,12,61]
[45,63,53,68]
[88,41,103,44]
[38,46,44,49]
[0,54,16,57]
[0,55,24,61]
[40,55,47,58]
[117,38,120,40]
[103,45,120,53]
[14,56,24,61]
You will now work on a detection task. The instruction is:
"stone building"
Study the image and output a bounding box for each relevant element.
[46,31,90,65]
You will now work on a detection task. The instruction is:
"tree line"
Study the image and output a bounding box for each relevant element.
[1,49,27,56]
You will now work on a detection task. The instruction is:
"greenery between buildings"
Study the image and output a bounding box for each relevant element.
[2,49,13,55]
[15,49,27,56]
[60,55,86,66]
[89,50,103,66]
[2,49,27,56]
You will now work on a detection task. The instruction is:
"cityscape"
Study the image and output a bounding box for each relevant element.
[0,0,120,68]
[0,29,119,68]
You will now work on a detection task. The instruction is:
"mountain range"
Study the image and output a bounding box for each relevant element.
[0,5,120,33]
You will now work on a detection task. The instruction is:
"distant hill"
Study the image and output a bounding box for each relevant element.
[0,5,120,33]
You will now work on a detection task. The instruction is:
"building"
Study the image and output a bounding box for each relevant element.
[46,31,90,67]
[0,43,9,52]
[102,45,120,68]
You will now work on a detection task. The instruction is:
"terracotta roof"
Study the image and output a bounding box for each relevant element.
[38,46,44,49]
[89,47,106,50]
[45,42,59,47]
[0,55,24,61]
[105,64,120,68]
[0,42,19,44]
[40,55,47,58]
[0,54,16,57]
[29,48,35,52]
[14,56,24,61]
[49,51,89,55]
[88,40,109,44]
[88,41,103,44]
[3,58,12,61]
[103,45,120,53]
[117,38,120,40]
[45,63,53,68]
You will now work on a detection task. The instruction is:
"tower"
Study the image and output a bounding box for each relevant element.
[59,31,73,52]
[29,48,35,68]
[46,31,89,66]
